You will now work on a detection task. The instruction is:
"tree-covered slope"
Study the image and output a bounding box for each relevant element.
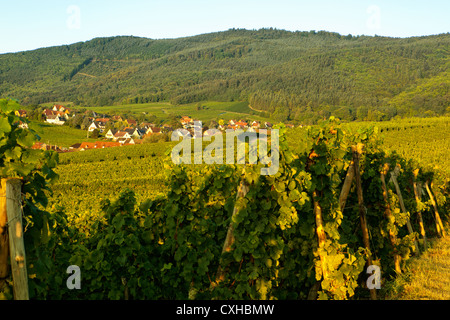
[0,28,449,123]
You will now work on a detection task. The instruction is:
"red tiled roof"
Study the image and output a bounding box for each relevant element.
[114,131,129,138]
[43,109,55,116]
[95,118,110,123]
[79,141,121,149]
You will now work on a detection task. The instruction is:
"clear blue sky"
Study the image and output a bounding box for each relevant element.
[1,0,449,54]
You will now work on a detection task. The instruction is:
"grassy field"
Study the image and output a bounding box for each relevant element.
[29,121,88,147]
[84,100,273,123]
[385,230,450,300]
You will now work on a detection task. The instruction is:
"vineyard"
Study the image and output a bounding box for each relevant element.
[1,99,449,300]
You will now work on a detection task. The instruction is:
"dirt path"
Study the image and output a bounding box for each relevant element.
[77,72,97,78]
[248,104,264,113]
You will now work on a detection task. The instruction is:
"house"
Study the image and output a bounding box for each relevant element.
[136,128,147,138]
[46,115,66,125]
[88,120,107,132]
[95,117,110,123]
[69,143,82,150]
[180,116,194,128]
[88,121,99,132]
[53,104,65,112]
[122,127,143,139]
[235,120,248,129]
[161,124,174,133]
[113,131,132,141]
[15,109,27,117]
[126,119,137,127]
[171,130,191,140]
[203,129,221,137]
[218,122,227,130]
[145,127,161,135]
[17,121,29,129]
[286,124,295,129]
[116,138,135,145]
[139,122,154,129]
[105,129,117,139]
[264,122,273,129]
[43,109,55,117]
[180,116,192,124]
[53,104,72,113]
[43,108,70,123]
[78,141,121,151]
[31,142,64,152]
[112,115,123,122]
[251,121,260,129]
[56,111,69,120]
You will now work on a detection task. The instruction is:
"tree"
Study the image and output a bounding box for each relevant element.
[89,129,100,139]
[68,114,84,129]
[81,117,91,130]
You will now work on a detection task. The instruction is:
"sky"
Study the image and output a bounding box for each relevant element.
[0,0,449,54]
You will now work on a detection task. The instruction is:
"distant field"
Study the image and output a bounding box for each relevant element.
[344,116,450,176]
[29,121,88,147]
[84,100,273,123]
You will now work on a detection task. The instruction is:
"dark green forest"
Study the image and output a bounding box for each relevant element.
[0,28,449,123]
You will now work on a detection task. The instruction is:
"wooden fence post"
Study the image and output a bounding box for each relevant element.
[413,169,427,250]
[352,144,376,300]
[380,164,402,274]
[425,180,446,238]
[3,178,29,300]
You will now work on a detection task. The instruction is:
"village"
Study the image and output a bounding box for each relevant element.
[16,104,296,153]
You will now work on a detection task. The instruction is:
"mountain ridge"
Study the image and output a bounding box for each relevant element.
[0,28,449,123]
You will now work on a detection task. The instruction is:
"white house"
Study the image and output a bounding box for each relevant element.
[46,115,66,125]
[123,127,143,139]
[105,129,117,139]
[145,127,161,135]
[88,121,107,132]
[113,131,132,141]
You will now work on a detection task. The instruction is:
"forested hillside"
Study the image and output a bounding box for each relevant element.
[0,28,449,123]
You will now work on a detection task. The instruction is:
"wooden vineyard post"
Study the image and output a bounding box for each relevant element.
[352,144,376,300]
[307,190,328,300]
[338,159,355,212]
[389,166,420,256]
[380,164,401,274]
[412,169,427,250]
[212,177,250,288]
[425,180,446,238]
[3,179,29,300]
[0,180,9,291]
